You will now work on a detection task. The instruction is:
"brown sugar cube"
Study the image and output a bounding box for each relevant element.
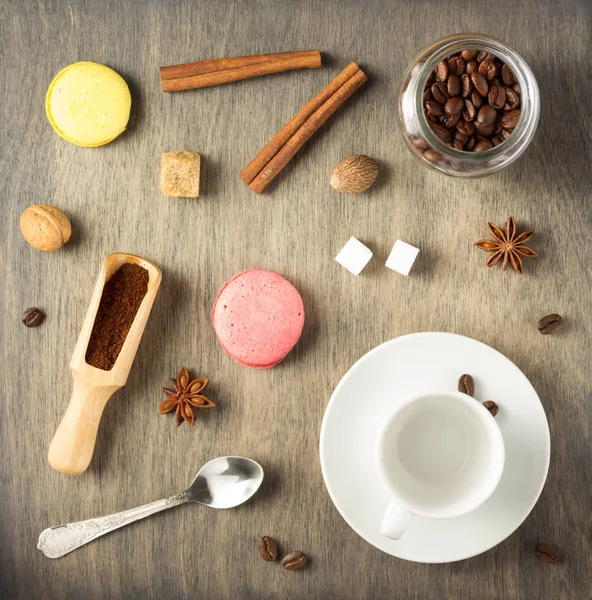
[160,150,201,197]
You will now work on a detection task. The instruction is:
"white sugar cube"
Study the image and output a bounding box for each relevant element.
[335,237,373,275]
[385,240,420,276]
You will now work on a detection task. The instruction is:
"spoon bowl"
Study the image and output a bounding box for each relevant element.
[187,456,264,508]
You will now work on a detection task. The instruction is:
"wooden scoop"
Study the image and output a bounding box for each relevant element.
[48,253,162,475]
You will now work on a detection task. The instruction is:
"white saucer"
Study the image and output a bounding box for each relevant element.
[319,332,550,563]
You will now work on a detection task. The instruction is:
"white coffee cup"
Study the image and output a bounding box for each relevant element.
[375,390,505,540]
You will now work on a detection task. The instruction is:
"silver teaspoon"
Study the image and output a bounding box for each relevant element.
[37,456,264,559]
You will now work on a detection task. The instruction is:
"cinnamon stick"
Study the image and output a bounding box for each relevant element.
[241,63,367,194]
[161,50,319,81]
[239,62,361,185]
[161,50,321,92]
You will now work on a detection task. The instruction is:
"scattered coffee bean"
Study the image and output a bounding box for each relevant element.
[458,374,475,397]
[537,314,563,335]
[282,551,307,571]
[22,307,44,327]
[482,400,499,417]
[535,543,559,564]
[258,536,279,561]
[466,60,479,74]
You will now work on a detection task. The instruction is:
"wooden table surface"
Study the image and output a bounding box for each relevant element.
[1,0,590,598]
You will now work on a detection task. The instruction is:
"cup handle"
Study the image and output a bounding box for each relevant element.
[380,501,414,539]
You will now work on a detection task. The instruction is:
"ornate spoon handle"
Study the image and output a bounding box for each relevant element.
[37,491,189,558]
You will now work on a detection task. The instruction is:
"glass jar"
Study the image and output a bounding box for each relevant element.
[398,34,540,178]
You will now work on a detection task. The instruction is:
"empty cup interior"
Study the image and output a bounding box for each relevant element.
[378,393,504,517]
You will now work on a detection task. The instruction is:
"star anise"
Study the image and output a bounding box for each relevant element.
[159,367,214,426]
[475,216,537,274]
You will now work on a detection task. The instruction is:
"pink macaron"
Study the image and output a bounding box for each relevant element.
[212,269,305,369]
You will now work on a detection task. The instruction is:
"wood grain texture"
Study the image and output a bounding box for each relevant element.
[0,0,590,598]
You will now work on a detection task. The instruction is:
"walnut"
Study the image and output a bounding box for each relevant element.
[19,204,72,252]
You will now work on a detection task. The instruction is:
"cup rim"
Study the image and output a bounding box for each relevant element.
[375,389,505,519]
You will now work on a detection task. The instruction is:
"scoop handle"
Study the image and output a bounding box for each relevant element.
[48,378,119,475]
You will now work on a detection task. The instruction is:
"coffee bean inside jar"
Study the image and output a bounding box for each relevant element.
[423,50,521,151]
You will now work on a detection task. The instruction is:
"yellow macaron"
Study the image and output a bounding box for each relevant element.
[45,62,131,147]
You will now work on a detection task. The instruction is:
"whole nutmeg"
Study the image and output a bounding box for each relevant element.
[19,204,72,252]
[330,154,379,194]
